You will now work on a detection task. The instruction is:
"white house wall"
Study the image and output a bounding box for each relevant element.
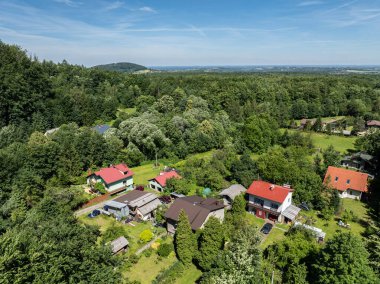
[201,208,225,229]
[149,180,163,192]
[339,190,362,200]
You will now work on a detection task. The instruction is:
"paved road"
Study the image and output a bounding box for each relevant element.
[136,232,166,255]
[74,196,116,217]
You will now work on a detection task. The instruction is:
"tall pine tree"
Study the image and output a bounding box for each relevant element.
[174,210,197,264]
[197,217,225,271]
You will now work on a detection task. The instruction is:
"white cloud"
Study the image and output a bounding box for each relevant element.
[105,1,124,11]
[138,6,157,13]
[298,1,323,7]
[54,0,82,7]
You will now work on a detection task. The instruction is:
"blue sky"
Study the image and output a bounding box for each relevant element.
[1,0,380,66]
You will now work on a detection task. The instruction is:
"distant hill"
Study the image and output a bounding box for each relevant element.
[93,62,147,73]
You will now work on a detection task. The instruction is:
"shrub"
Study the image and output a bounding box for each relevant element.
[157,243,174,257]
[94,182,107,194]
[139,229,154,243]
[143,248,153,257]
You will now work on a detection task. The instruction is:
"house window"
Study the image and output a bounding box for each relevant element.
[271,203,279,209]
[335,176,339,182]
[347,179,350,184]
[254,197,264,205]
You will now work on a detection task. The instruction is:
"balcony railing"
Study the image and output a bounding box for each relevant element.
[248,201,280,214]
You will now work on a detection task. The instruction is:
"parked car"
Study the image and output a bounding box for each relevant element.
[299,202,310,211]
[159,195,172,204]
[260,223,273,234]
[135,185,144,191]
[87,209,101,218]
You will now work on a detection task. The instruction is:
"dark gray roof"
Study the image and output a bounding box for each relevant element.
[165,196,224,230]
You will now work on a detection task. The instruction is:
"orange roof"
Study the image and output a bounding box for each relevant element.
[246,180,292,203]
[151,171,182,187]
[323,166,368,192]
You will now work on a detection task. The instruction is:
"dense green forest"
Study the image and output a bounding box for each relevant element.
[93,62,148,73]
[1,41,380,283]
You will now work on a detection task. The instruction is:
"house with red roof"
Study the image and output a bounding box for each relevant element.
[323,166,368,200]
[148,170,182,192]
[87,163,134,193]
[246,180,300,223]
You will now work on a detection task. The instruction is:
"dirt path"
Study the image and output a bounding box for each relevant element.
[136,232,166,255]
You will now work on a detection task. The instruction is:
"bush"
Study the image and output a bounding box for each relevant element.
[94,182,107,194]
[139,229,154,243]
[143,248,153,257]
[157,243,174,257]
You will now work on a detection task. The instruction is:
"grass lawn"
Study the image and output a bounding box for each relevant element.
[125,253,177,283]
[298,198,369,240]
[79,214,164,254]
[308,132,357,153]
[285,129,357,154]
[261,227,286,248]
[117,107,136,116]
[175,264,203,284]
[130,163,161,186]
[244,212,266,228]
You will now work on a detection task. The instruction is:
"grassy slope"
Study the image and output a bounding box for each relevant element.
[125,253,177,283]
[299,198,368,240]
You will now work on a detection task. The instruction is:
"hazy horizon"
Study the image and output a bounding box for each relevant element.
[1,0,380,67]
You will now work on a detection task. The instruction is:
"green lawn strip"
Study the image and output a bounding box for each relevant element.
[125,253,177,284]
[174,264,203,284]
[244,212,266,228]
[294,116,346,126]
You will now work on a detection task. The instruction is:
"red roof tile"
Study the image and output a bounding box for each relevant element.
[152,171,181,187]
[246,180,292,203]
[367,120,380,127]
[323,166,368,192]
[90,163,134,184]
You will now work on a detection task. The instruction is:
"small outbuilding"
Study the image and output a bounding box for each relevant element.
[110,236,129,254]
[149,170,182,192]
[104,200,129,218]
[219,184,247,209]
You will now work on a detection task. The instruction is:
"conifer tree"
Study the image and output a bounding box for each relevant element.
[174,210,197,264]
[197,217,224,271]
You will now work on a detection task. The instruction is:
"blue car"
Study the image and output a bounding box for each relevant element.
[87,209,101,218]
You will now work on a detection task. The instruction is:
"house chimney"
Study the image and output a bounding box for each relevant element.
[269,185,275,191]
[283,184,291,189]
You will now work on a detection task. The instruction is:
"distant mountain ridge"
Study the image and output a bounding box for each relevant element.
[93,62,147,73]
